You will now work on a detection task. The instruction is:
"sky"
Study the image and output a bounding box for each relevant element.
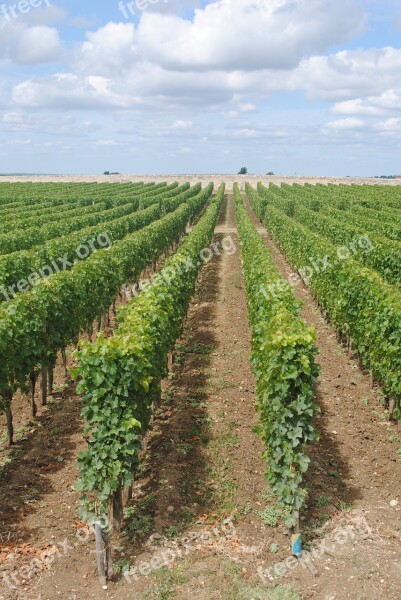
[0,0,401,176]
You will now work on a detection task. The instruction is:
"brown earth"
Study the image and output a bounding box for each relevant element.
[0,194,400,600]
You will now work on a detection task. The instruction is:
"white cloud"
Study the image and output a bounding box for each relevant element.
[286,47,401,102]
[16,34,401,114]
[333,89,401,116]
[0,21,62,64]
[2,1,371,110]
[325,118,365,130]
[375,117,401,133]
[12,73,132,108]
[222,111,239,119]
[137,0,364,72]
[13,25,62,64]
[170,120,193,130]
[239,103,256,113]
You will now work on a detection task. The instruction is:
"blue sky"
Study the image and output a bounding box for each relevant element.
[1,0,401,175]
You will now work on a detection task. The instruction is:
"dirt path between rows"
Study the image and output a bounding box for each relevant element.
[242,193,401,599]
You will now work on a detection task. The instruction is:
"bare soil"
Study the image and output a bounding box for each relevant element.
[0,194,400,600]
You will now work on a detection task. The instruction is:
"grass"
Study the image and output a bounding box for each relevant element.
[114,559,131,574]
[258,505,283,527]
[256,489,291,528]
[207,455,238,513]
[164,525,183,539]
[316,495,331,508]
[339,500,353,512]
[238,502,253,517]
[219,430,239,449]
[317,512,330,523]
[266,587,302,600]
[123,494,156,540]
[208,377,236,392]
[198,560,303,600]
[0,447,24,469]
[145,566,188,600]
[328,469,340,478]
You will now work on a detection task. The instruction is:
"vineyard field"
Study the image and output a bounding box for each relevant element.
[0,181,400,600]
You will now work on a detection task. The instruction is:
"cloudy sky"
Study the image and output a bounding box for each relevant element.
[1,0,400,175]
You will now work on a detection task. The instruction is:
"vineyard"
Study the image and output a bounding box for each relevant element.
[0,181,400,600]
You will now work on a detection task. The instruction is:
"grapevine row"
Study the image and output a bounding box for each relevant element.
[248,190,401,420]
[0,184,214,444]
[74,185,225,578]
[0,184,206,302]
[0,183,185,255]
[234,184,320,528]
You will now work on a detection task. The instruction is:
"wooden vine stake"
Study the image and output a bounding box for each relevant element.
[101,312,108,330]
[48,368,54,395]
[167,352,175,371]
[124,483,133,503]
[94,522,107,588]
[4,388,14,446]
[40,367,48,406]
[290,510,301,557]
[388,398,396,421]
[112,485,124,533]
[291,509,318,577]
[61,349,68,379]
[104,529,114,580]
[30,371,38,418]
[155,384,162,409]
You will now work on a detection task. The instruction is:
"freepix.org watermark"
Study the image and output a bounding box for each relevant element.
[118,0,168,19]
[0,232,112,302]
[0,517,110,592]
[261,234,374,301]
[123,517,236,584]
[0,0,51,22]
[121,235,237,299]
[257,514,373,584]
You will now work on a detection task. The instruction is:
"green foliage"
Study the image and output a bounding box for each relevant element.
[0,183,206,298]
[258,505,283,527]
[234,184,320,520]
[253,186,401,419]
[316,495,331,508]
[0,184,214,416]
[75,185,225,520]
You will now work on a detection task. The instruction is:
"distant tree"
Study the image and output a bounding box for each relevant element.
[238,167,248,175]
[266,171,275,175]
[104,171,110,175]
